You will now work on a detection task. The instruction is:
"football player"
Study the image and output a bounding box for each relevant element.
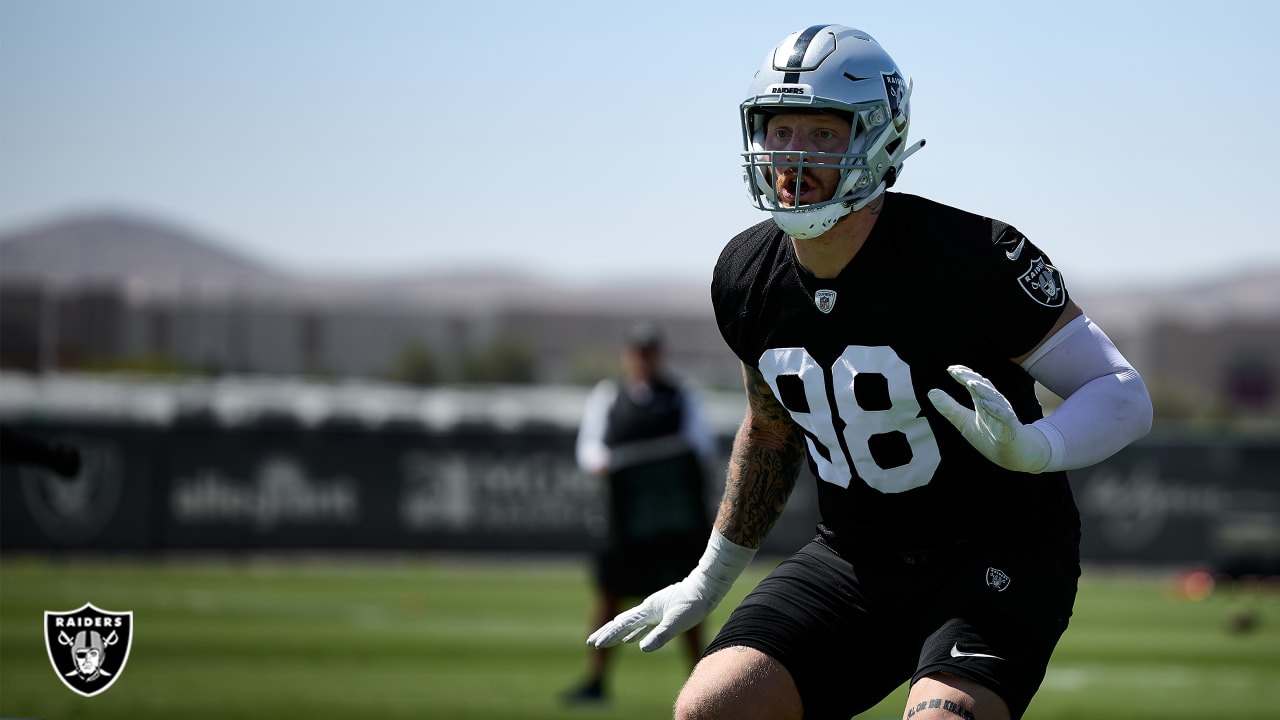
[588,24,1152,720]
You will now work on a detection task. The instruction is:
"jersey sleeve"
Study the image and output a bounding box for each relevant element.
[980,222,1072,358]
[710,221,778,367]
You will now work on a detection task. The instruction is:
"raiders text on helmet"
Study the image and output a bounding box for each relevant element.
[741,24,926,239]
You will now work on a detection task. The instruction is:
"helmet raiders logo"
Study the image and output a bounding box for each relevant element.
[882,71,907,118]
[814,289,837,314]
[45,603,133,697]
[768,84,809,95]
[1016,257,1066,308]
[985,567,1012,592]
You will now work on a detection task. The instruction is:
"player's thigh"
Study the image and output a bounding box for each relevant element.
[674,645,802,720]
[901,672,1010,720]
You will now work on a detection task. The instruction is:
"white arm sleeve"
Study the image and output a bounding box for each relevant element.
[575,380,617,474]
[1020,315,1153,472]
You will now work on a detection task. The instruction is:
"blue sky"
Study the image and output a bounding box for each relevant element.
[2,0,1277,289]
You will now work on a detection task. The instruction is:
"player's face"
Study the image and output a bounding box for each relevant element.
[762,112,852,208]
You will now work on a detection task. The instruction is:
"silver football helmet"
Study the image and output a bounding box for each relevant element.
[742,25,926,239]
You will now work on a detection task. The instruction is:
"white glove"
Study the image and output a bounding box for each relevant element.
[586,531,756,652]
[926,364,1052,473]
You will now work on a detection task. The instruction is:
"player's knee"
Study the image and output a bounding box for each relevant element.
[673,663,727,720]
[674,681,753,720]
[672,687,710,720]
[674,646,801,720]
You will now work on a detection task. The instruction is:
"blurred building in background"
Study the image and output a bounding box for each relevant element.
[0,279,740,389]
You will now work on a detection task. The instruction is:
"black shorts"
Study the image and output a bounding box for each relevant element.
[703,533,1080,719]
[595,531,706,598]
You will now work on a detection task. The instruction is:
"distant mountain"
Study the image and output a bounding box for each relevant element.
[0,210,713,315]
[0,211,289,294]
[1,209,1276,322]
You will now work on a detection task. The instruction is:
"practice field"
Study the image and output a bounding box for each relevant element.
[1,555,1277,719]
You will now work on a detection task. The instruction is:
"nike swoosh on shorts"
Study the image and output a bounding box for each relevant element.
[950,643,1004,661]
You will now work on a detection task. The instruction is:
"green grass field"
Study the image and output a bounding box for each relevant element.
[1,555,1277,719]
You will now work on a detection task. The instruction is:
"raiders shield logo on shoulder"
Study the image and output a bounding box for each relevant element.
[814,289,837,314]
[985,567,1012,592]
[1016,257,1066,308]
[45,603,133,697]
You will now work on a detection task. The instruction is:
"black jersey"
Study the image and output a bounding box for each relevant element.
[711,192,1080,553]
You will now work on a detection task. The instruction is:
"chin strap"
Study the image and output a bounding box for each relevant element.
[848,182,887,213]
[772,203,850,239]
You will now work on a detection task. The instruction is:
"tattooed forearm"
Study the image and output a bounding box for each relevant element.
[716,364,806,548]
[718,425,803,546]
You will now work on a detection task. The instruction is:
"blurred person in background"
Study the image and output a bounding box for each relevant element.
[588,24,1153,720]
[564,321,718,705]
